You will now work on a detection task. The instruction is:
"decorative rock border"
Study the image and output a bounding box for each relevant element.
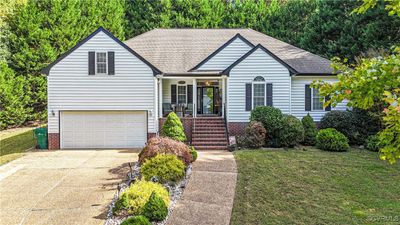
[105,162,192,225]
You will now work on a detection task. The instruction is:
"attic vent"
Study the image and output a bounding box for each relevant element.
[178,81,186,84]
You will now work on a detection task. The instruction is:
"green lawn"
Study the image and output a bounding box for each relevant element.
[0,129,36,165]
[232,148,400,225]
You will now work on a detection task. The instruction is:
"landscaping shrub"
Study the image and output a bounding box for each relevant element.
[121,216,151,225]
[142,192,168,221]
[250,106,284,146]
[141,154,185,183]
[240,121,266,148]
[161,112,186,142]
[316,128,349,152]
[113,179,169,215]
[365,135,381,152]
[276,115,304,147]
[301,113,317,146]
[139,137,192,166]
[189,146,198,162]
[320,109,382,145]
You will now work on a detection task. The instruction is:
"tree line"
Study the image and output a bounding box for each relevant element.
[1,0,399,129]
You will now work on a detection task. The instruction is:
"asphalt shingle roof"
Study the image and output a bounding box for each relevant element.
[124,28,333,74]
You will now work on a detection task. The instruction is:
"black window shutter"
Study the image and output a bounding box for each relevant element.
[187,85,193,104]
[171,85,177,104]
[108,51,115,75]
[266,83,273,106]
[325,96,331,111]
[245,83,252,111]
[88,51,95,75]
[305,85,311,111]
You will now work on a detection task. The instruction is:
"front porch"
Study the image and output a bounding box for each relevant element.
[156,75,227,119]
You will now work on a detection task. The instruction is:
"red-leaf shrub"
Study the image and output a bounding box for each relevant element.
[138,137,192,166]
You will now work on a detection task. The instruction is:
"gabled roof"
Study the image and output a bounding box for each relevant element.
[41,27,161,75]
[189,33,254,71]
[124,28,333,75]
[223,44,297,75]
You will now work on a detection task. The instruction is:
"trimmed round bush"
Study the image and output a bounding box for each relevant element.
[143,192,168,221]
[121,216,151,225]
[302,113,317,146]
[161,112,186,141]
[241,121,267,148]
[113,179,169,215]
[141,154,185,183]
[250,106,284,146]
[316,128,349,152]
[139,137,193,166]
[276,115,304,147]
[365,135,381,152]
[189,146,198,162]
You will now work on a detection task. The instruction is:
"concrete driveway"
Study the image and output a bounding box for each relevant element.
[0,149,139,225]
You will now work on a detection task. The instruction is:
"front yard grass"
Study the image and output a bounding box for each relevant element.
[0,129,36,165]
[232,148,400,225]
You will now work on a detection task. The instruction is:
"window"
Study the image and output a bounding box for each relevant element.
[177,85,187,104]
[312,88,324,110]
[252,76,265,108]
[96,52,107,74]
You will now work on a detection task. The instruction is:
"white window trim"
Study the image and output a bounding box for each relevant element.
[95,51,108,75]
[311,87,324,111]
[252,81,266,110]
[177,84,187,105]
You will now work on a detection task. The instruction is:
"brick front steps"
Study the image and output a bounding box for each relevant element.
[192,117,228,150]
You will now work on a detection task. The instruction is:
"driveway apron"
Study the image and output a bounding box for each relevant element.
[0,149,138,225]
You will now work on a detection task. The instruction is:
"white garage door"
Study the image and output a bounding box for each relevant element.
[61,111,147,148]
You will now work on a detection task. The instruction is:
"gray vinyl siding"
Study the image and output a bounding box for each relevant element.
[197,38,252,71]
[227,48,290,122]
[291,76,347,121]
[48,31,157,133]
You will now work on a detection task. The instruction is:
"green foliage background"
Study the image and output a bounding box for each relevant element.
[1,0,399,130]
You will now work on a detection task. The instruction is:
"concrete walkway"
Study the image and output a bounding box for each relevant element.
[167,151,237,225]
[0,149,138,225]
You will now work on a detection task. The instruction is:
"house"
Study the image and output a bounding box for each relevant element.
[42,27,346,150]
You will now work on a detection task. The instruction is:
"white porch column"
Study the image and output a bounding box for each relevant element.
[157,75,163,118]
[221,75,227,117]
[193,78,197,118]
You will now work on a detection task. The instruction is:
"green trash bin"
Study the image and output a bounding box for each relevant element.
[34,127,48,149]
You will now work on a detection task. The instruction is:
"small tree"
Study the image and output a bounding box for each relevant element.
[161,112,186,142]
[302,114,317,146]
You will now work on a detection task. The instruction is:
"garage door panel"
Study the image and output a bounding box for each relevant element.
[61,111,146,148]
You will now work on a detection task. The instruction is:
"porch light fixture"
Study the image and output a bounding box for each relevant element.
[51,110,55,116]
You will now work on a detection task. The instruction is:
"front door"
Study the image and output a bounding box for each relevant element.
[197,87,219,115]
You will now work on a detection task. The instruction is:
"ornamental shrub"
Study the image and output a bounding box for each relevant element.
[189,146,198,162]
[142,192,168,221]
[320,109,382,145]
[365,135,381,152]
[241,121,266,149]
[161,112,186,141]
[250,106,284,146]
[316,128,349,152]
[121,216,151,225]
[139,137,192,166]
[113,179,169,215]
[301,114,317,146]
[141,154,185,183]
[276,115,304,147]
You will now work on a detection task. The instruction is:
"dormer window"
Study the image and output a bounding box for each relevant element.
[96,52,107,74]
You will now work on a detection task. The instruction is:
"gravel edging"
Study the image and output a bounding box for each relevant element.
[105,162,192,225]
